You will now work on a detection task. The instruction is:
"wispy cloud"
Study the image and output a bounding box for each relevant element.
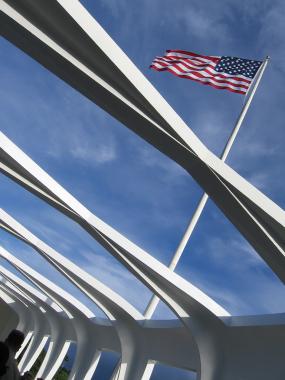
[137,145,187,181]
[0,47,118,166]
[179,232,285,315]
[173,5,232,48]
[78,250,152,312]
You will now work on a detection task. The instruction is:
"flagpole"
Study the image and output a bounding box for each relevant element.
[144,56,270,319]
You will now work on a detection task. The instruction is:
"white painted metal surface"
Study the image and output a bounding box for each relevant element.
[0,1,284,379]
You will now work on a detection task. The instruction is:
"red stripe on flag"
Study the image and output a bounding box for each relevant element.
[150,64,247,94]
[166,50,220,63]
[152,59,250,88]
[150,50,258,94]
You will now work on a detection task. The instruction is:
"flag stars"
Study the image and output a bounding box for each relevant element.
[215,56,262,78]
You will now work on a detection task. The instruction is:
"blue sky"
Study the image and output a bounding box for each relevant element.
[1,0,285,378]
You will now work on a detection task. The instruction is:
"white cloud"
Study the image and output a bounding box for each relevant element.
[181,233,285,315]
[203,235,264,269]
[78,250,152,312]
[258,0,285,70]
[247,171,270,191]
[173,5,232,47]
[137,145,187,181]
[70,142,116,163]
[41,86,118,165]
[0,55,118,166]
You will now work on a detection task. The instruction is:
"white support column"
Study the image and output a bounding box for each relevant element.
[19,334,49,374]
[16,331,33,360]
[69,347,101,380]
[37,340,71,380]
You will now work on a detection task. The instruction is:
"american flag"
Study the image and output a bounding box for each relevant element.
[150,50,262,94]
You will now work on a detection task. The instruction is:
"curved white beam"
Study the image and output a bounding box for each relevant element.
[0,210,229,379]
[2,230,285,380]
[0,249,202,377]
[0,208,229,321]
[1,238,285,379]
[0,209,228,322]
[0,245,151,380]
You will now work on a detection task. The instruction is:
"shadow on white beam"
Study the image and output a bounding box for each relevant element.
[0,288,20,340]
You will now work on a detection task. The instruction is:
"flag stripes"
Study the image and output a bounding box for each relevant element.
[150,50,262,94]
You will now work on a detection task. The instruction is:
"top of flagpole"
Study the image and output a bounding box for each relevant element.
[244,55,269,100]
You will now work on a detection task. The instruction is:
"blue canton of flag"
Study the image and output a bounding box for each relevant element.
[215,57,262,79]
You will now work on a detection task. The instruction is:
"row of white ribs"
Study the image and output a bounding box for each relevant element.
[0,1,285,379]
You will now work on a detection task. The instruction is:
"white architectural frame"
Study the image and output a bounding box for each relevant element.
[0,212,228,379]
[0,1,284,379]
